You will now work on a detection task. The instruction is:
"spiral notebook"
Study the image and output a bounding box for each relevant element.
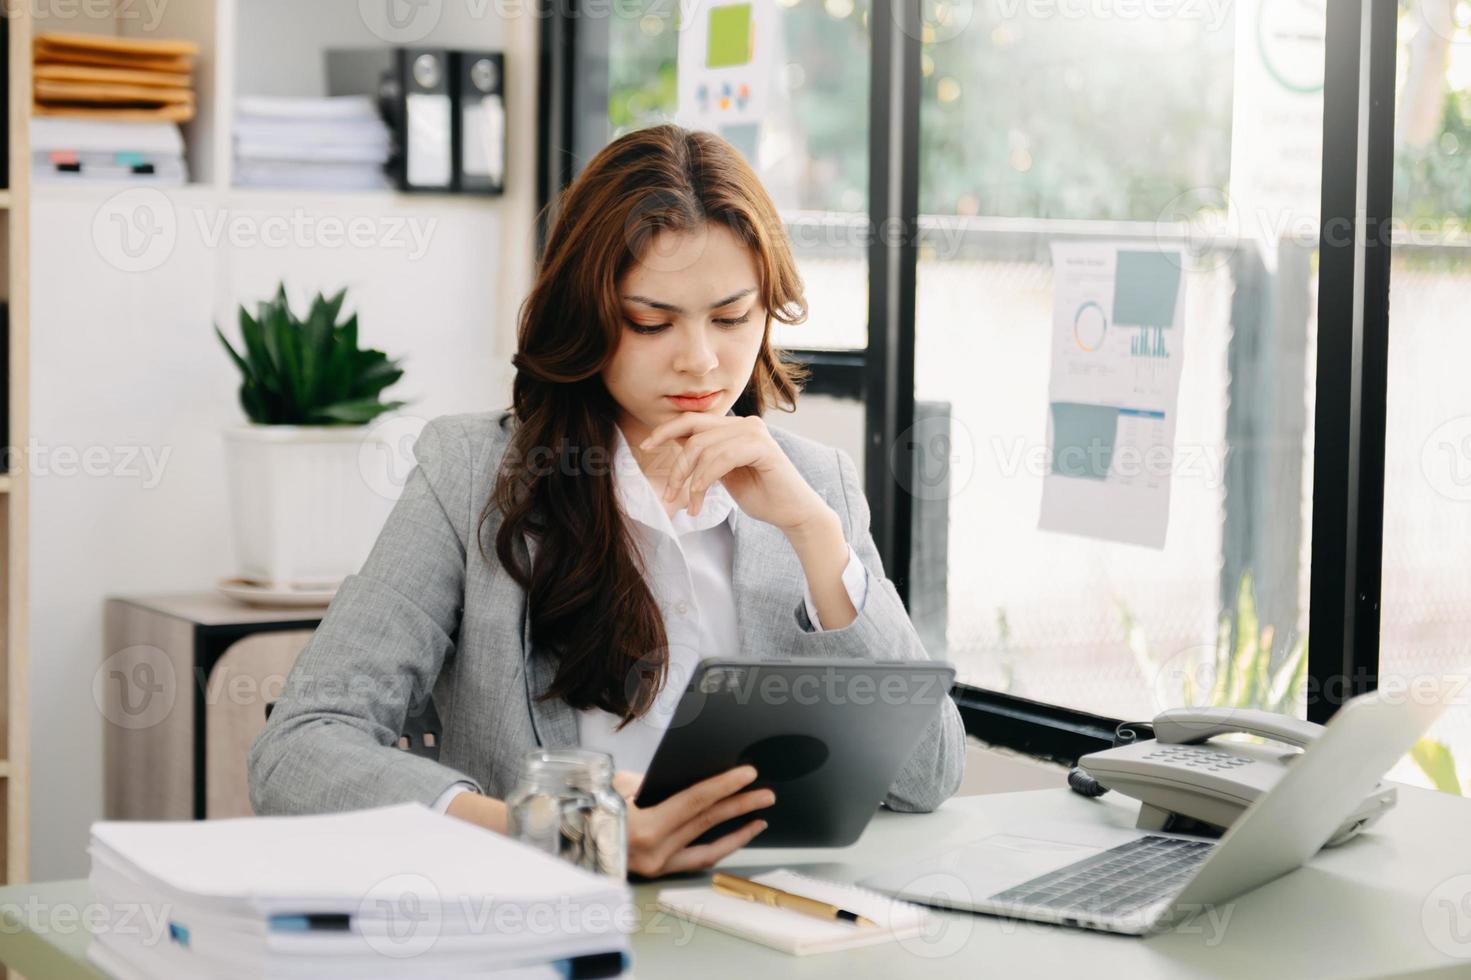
[656,869,936,955]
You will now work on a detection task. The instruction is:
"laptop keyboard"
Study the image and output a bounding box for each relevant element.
[988,835,1214,918]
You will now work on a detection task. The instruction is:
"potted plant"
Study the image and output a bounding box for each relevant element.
[215,282,410,596]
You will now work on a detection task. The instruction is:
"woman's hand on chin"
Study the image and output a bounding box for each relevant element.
[641,413,831,532]
[614,764,775,878]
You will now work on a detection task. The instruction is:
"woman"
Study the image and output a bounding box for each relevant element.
[249,124,965,878]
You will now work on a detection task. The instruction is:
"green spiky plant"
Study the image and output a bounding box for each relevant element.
[1123,571,1308,717]
[1410,739,1464,796]
[215,282,408,425]
[1125,573,1466,795]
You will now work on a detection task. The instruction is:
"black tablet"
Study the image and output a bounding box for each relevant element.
[633,658,957,847]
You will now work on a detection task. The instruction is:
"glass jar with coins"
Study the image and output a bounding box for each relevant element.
[505,748,627,879]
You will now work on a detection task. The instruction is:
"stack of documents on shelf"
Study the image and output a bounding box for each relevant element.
[234,95,393,191]
[33,31,197,123]
[30,116,186,184]
[87,803,633,979]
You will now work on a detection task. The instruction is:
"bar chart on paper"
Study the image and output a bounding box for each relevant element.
[1130,327,1169,358]
[1040,244,1186,549]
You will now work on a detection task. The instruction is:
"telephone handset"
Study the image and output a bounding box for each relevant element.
[1075,706,1397,847]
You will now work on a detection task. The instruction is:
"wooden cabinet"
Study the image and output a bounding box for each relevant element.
[102,594,321,820]
[3,0,31,889]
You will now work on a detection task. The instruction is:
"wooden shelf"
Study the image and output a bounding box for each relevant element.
[8,0,31,888]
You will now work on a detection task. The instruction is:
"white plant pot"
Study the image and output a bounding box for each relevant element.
[222,424,397,589]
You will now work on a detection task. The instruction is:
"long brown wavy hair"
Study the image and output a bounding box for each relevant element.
[480,124,810,728]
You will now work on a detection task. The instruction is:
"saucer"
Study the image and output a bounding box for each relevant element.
[217,577,339,608]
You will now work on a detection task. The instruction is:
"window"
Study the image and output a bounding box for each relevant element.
[578,0,873,351]
[913,5,1320,725]
[1383,0,1471,792]
[544,0,1441,777]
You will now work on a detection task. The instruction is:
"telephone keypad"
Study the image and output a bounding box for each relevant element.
[1142,744,1256,773]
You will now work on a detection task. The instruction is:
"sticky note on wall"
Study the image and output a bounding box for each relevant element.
[707,3,754,68]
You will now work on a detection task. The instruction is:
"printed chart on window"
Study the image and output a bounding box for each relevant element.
[674,0,776,163]
[1038,243,1187,549]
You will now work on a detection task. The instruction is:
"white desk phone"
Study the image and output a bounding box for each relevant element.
[1072,706,1398,846]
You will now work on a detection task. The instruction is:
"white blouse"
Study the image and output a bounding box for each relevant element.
[433,425,868,811]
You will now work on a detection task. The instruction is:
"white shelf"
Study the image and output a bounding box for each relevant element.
[20,0,540,883]
[31,1,513,211]
[30,180,505,217]
[221,185,505,211]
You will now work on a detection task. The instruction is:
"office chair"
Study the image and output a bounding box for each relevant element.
[262,697,443,762]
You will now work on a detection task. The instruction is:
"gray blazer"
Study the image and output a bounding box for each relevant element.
[248,410,966,817]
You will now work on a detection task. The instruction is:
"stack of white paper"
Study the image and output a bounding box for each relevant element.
[31,117,188,184]
[233,95,393,190]
[87,803,633,979]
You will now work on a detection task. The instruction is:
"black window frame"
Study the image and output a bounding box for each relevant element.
[536,0,1400,766]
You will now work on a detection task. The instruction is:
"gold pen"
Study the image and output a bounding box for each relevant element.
[711,872,878,928]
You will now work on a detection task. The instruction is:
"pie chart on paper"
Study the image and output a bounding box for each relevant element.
[1073,300,1107,352]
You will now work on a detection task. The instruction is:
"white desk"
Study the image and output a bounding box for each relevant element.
[627,785,1471,979]
[1,786,1466,978]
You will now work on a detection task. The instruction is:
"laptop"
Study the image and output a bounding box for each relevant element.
[860,687,1447,936]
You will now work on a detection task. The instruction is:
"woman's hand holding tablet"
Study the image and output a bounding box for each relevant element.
[612,765,775,878]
